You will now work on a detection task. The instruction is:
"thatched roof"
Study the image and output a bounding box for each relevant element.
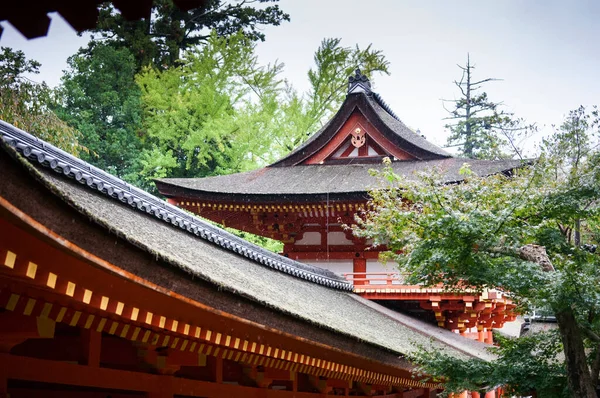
[0,121,348,290]
[271,91,451,167]
[0,119,496,362]
[156,158,524,203]
[157,77,524,202]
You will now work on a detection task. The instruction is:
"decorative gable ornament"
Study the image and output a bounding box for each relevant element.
[351,127,366,148]
[348,68,372,95]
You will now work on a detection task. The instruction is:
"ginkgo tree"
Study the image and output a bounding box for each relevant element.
[353,106,600,397]
[136,32,389,182]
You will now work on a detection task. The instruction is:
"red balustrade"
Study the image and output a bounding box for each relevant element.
[343,272,408,287]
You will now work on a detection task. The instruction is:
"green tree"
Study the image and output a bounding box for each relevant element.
[136,31,271,180]
[136,33,389,182]
[55,44,144,183]
[0,47,82,155]
[444,54,533,160]
[88,0,289,70]
[302,38,390,145]
[211,37,390,164]
[354,106,600,397]
[413,331,568,397]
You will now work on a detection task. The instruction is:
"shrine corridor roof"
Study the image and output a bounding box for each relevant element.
[157,86,525,202]
[156,158,524,202]
[0,120,495,363]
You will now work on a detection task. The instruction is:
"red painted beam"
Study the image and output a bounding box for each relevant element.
[304,112,415,164]
[0,212,421,388]
[8,390,136,398]
[0,353,330,397]
[358,293,477,301]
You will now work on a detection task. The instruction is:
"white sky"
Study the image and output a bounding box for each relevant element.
[1,0,599,154]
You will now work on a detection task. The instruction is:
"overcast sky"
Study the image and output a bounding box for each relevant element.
[1,0,599,154]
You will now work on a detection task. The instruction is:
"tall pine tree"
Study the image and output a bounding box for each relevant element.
[89,0,290,70]
[444,55,529,160]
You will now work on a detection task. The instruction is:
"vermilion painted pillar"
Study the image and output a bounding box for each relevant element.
[477,330,485,342]
[353,257,366,285]
[485,330,494,344]
[215,356,223,384]
[472,393,481,398]
[424,388,436,397]
[484,390,496,398]
[292,372,298,392]
[80,329,101,367]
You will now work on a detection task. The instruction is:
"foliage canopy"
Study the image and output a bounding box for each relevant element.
[55,44,144,183]
[444,55,534,160]
[88,0,290,70]
[354,106,600,397]
[0,47,83,155]
[135,33,389,182]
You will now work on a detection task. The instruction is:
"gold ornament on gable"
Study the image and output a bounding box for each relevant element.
[351,127,366,148]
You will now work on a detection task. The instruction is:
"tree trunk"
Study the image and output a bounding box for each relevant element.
[517,245,596,396]
[464,55,473,158]
[555,309,597,397]
[591,347,600,388]
[575,219,581,247]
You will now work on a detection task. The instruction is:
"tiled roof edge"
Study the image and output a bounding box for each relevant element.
[0,121,353,291]
[371,92,401,122]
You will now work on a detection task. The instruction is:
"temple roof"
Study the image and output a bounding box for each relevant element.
[156,158,523,203]
[0,119,495,362]
[0,121,349,290]
[158,70,524,201]
[271,86,451,167]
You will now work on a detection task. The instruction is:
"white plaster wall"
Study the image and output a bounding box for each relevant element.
[327,231,353,245]
[332,141,351,157]
[295,231,321,245]
[496,317,525,338]
[303,259,353,277]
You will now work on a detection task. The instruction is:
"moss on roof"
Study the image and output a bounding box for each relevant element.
[157,158,524,199]
[1,119,497,363]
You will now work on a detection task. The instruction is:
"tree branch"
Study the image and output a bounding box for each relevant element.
[471,78,502,85]
[485,244,555,272]
[583,328,600,343]
[518,244,555,271]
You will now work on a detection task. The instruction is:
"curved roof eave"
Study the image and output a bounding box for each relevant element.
[270,92,451,168]
[0,120,352,291]
[155,158,526,199]
[154,179,371,204]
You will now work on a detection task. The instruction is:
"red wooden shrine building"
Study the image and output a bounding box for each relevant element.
[156,70,522,344]
[0,117,502,397]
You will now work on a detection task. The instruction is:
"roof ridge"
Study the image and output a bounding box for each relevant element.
[371,92,402,122]
[0,120,352,291]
